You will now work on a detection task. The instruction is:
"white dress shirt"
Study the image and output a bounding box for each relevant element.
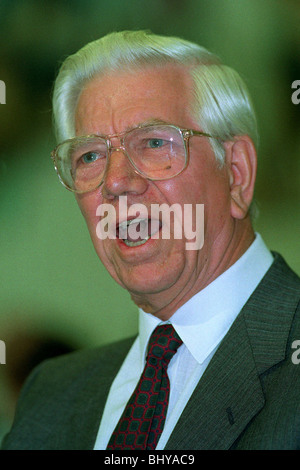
[94,233,273,449]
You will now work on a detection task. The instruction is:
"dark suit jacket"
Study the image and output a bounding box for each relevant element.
[2,253,300,450]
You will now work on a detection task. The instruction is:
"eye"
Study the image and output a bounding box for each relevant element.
[148,138,165,148]
[81,151,101,163]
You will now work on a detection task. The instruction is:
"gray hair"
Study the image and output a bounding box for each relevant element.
[52,30,259,168]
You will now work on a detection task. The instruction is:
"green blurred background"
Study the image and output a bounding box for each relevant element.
[0,0,300,436]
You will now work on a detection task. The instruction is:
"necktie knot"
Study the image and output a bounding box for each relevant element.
[147,324,182,368]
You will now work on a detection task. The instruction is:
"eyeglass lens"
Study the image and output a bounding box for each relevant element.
[55,125,187,192]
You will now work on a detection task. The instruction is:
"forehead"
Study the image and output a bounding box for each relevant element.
[75,64,197,135]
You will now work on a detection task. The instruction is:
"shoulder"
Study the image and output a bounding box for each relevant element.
[264,252,300,293]
[1,336,135,450]
[19,335,136,398]
[235,254,300,449]
[35,335,136,379]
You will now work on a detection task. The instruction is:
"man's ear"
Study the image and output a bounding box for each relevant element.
[224,136,257,220]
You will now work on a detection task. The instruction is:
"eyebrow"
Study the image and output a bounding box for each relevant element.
[132,118,173,129]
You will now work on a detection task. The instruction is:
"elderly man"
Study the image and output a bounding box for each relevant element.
[2,31,300,450]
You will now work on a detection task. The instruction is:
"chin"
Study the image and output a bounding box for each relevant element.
[117,266,182,298]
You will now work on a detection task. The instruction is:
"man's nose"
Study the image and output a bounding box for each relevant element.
[101,148,148,199]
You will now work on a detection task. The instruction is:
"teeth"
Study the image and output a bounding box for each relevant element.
[118,217,160,247]
[123,235,151,247]
[118,218,147,229]
[118,218,148,240]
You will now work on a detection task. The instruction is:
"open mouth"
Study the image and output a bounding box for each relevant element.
[117,217,162,247]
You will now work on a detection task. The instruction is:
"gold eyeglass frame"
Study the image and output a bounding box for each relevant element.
[51,123,215,194]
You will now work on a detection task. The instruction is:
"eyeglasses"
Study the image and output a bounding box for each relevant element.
[51,124,214,193]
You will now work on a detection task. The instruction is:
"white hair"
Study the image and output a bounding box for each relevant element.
[52,30,258,160]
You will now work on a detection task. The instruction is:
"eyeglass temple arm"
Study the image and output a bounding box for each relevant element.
[182,129,213,138]
[182,129,223,144]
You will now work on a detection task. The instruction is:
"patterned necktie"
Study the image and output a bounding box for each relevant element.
[106,324,183,450]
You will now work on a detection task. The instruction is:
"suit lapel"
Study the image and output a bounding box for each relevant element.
[165,312,265,449]
[165,253,300,450]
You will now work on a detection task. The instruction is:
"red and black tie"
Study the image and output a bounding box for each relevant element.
[106,324,183,450]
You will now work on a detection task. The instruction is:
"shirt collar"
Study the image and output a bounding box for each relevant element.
[138,233,273,365]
